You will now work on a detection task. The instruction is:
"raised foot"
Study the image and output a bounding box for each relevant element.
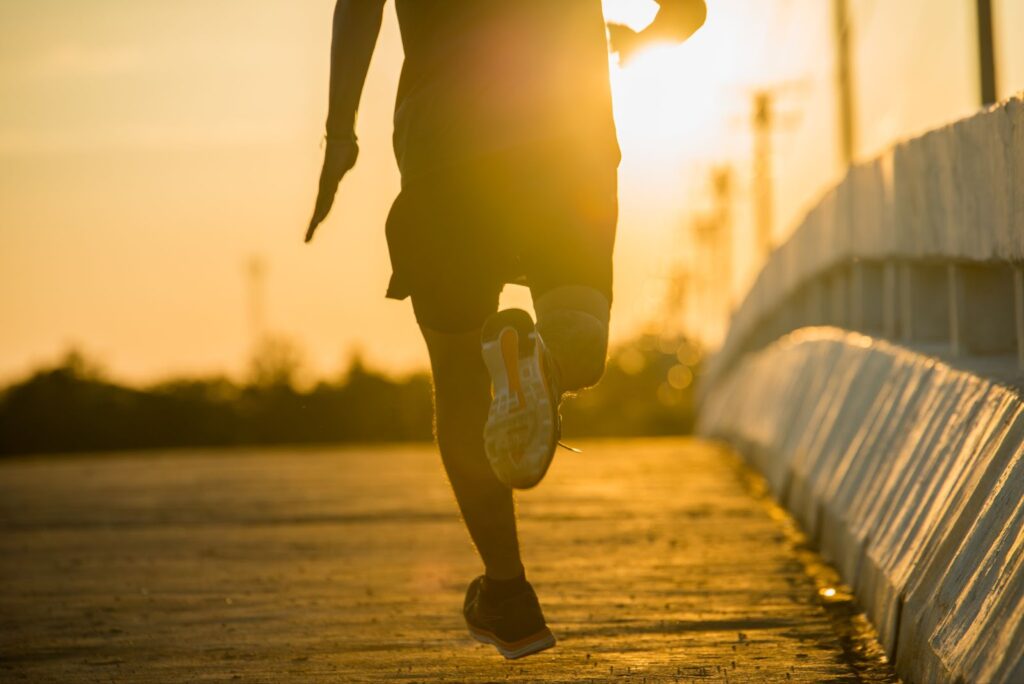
[481,309,560,489]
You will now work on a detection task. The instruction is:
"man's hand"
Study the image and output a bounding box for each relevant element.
[607,23,645,65]
[305,138,359,243]
[306,0,384,243]
[608,0,707,65]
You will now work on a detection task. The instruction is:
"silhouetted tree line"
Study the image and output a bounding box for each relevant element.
[0,334,698,456]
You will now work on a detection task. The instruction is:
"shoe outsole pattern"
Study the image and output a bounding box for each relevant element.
[481,309,559,489]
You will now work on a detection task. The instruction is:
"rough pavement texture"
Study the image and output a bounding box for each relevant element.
[0,438,896,682]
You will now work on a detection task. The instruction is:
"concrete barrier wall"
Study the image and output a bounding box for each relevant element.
[708,94,1024,384]
[699,328,1024,683]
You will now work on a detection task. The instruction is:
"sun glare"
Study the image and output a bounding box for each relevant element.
[602,0,660,31]
[610,39,729,173]
[606,4,739,174]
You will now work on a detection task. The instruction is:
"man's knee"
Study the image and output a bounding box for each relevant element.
[422,326,486,379]
[534,289,610,392]
[559,323,608,390]
[535,285,610,325]
[429,354,489,406]
[575,333,609,388]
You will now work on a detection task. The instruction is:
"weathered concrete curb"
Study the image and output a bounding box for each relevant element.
[707,92,1024,385]
[699,327,1024,684]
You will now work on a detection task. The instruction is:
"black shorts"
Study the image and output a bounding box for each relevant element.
[385,143,618,333]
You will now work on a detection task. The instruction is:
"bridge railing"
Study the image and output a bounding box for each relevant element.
[699,94,1024,684]
[708,93,1024,383]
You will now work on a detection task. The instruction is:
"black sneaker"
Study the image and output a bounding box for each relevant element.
[463,576,556,659]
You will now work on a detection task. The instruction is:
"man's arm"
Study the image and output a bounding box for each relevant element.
[608,0,707,64]
[306,0,386,243]
[325,0,387,140]
[646,0,707,43]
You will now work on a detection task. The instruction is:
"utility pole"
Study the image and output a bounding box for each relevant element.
[976,0,998,105]
[733,85,801,273]
[752,91,774,262]
[682,167,734,343]
[664,263,690,336]
[690,213,717,336]
[833,0,856,167]
[711,167,734,311]
[246,255,267,350]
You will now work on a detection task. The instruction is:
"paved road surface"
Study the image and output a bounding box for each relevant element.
[0,438,895,682]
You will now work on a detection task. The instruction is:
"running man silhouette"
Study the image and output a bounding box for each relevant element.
[307,0,705,659]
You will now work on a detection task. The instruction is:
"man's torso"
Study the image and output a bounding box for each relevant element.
[392,0,620,181]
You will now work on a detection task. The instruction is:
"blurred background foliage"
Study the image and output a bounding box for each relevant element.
[0,334,699,456]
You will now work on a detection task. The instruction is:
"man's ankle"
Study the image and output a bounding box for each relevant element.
[484,564,526,582]
[483,571,529,600]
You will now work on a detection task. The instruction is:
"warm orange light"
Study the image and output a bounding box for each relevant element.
[603,0,660,32]
[608,26,734,167]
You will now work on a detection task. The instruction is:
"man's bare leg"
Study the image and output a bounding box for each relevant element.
[421,326,524,580]
[535,285,611,393]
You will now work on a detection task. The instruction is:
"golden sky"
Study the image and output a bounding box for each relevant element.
[1,0,1021,383]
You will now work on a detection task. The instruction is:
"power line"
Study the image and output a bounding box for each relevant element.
[245,255,267,350]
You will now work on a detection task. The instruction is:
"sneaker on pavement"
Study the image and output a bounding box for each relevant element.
[463,576,556,659]
[481,308,561,489]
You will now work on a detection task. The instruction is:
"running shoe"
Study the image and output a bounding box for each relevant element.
[481,308,561,489]
[463,576,556,659]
